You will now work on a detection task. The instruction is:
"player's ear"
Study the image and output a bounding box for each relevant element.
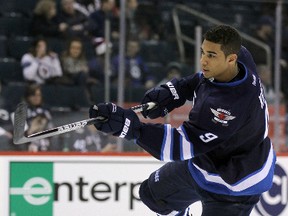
[227,54,237,64]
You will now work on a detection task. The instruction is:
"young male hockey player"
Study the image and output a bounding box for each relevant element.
[89,25,276,216]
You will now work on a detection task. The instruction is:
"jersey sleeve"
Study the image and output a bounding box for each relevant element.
[137,123,194,161]
[163,72,202,102]
[136,73,202,161]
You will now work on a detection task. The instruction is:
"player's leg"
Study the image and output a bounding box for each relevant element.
[139,161,199,216]
[199,186,260,216]
[201,199,258,216]
[156,207,190,216]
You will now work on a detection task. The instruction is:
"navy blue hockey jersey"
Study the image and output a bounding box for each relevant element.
[136,46,276,196]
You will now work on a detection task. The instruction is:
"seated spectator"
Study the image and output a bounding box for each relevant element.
[112,0,163,41]
[0,108,12,142]
[57,0,92,40]
[31,0,68,38]
[74,0,101,17]
[157,61,182,85]
[107,0,139,40]
[70,125,117,152]
[88,0,118,39]
[0,95,25,151]
[21,37,63,84]
[133,1,166,41]
[60,38,96,86]
[111,38,156,89]
[22,84,54,152]
[125,0,139,38]
[88,37,112,84]
[257,64,279,104]
[244,15,275,65]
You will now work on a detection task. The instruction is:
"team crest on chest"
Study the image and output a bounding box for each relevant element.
[210,108,236,126]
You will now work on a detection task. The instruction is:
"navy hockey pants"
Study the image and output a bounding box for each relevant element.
[139,160,260,216]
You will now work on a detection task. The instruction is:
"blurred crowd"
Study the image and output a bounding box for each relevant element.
[0,0,288,152]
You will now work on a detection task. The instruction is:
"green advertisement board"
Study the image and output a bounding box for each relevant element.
[10,162,54,216]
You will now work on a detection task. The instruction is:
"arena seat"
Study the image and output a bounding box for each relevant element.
[7,36,34,60]
[0,13,31,37]
[0,57,23,83]
[0,35,7,57]
[41,85,91,109]
[0,82,27,111]
[140,40,176,65]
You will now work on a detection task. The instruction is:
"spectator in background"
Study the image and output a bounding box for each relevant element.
[1,88,26,151]
[125,0,139,38]
[111,38,155,89]
[21,37,63,84]
[31,0,68,38]
[88,0,118,39]
[74,0,101,17]
[0,108,13,143]
[157,61,182,85]
[244,15,275,65]
[57,0,92,40]
[257,64,280,104]
[60,38,96,86]
[88,37,112,84]
[23,84,53,152]
[70,125,117,152]
[246,15,288,105]
[133,1,165,41]
[112,0,164,41]
[110,0,139,40]
[0,95,23,151]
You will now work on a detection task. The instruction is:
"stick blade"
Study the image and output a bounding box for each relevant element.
[13,102,29,144]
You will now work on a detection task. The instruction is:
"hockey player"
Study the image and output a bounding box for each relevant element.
[89,25,276,216]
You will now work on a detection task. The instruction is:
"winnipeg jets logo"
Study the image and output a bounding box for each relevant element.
[210,108,236,126]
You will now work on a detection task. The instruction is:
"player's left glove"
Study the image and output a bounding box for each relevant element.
[89,103,141,140]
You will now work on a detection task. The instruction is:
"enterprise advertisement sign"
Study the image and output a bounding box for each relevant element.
[0,155,287,216]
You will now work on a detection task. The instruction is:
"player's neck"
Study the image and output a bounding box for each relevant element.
[213,65,240,83]
[227,65,240,82]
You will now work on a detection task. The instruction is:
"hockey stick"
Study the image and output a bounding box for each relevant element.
[13,102,156,144]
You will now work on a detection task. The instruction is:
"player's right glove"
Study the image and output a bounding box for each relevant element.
[141,80,183,119]
[89,102,141,140]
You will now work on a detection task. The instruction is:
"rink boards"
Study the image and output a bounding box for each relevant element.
[0,153,287,216]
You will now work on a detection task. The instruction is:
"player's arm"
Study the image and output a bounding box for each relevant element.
[88,103,192,160]
[141,73,200,119]
[88,101,245,162]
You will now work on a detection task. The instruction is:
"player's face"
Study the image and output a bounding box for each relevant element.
[200,40,236,82]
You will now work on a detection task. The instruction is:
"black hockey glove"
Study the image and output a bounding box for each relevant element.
[141,80,182,119]
[89,103,141,140]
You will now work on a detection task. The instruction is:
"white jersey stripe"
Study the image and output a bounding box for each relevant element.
[192,142,274,192]
[157,210,179,216]
[161,124,173,161]
[264,101,269,138]
[177,126,194,160]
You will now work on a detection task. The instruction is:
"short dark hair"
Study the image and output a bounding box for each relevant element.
[203,25,242,57]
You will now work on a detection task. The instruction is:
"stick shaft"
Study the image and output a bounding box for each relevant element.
[13,102,156,144]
